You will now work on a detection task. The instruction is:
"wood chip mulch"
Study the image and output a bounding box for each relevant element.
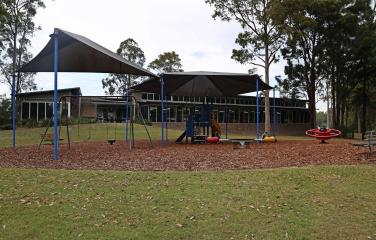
[0,140,373,171]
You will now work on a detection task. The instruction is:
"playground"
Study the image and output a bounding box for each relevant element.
[1,26,376,240]
[0,137,368,171]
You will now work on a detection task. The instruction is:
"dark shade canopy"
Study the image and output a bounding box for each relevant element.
[19,28,157,77]
[131,71,272,97]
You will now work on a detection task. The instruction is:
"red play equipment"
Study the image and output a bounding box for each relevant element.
[206,136,220,144]
[305,128,342,143]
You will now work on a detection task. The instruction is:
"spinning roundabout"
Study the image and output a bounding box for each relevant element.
[305,128,342,144]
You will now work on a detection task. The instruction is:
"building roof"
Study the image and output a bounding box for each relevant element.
[17,87,82,96]
[132,71,272,97]
[19,28,157,77]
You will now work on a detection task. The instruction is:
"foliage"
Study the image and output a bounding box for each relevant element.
[206,0,285,133]
[274,0,376,131]
[18,117,98,129]
[102,38,146,95]
[316,111,327,128]
[274,0,333,128]
[0,0,46,94]
[148,51,183,73]
[0,97,11,125]
[1,166,376,239]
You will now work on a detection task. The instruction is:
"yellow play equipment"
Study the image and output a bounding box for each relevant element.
[262,132,277,143]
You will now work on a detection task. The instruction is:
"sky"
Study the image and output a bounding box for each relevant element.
[0,0,325,109]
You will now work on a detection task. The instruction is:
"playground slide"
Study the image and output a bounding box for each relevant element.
[176,131,186,143]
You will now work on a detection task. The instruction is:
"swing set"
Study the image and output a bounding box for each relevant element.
[39,94,153,150]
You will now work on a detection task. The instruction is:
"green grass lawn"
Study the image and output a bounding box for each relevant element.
[0,123,182,147]
[0,166,375,239]
[0,123,313,147]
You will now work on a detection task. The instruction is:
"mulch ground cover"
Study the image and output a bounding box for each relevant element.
[0,140,373,171]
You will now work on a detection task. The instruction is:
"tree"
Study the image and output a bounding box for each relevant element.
[346,0,376,137]
[206,0,284,133]
[275,0,332,128]
[276,0,376,132]
[0,0,45,94]
[148,51,183,73]
[102,38,146,95]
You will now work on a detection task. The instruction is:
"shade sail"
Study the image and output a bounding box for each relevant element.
[131,71,272,97]
[19,28,157,77]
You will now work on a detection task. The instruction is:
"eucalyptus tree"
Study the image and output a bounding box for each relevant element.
[274,0,334,128]
[206,0,285,133]
[102,38,146,95]
[148,51,183,73]
[0,0,45,94]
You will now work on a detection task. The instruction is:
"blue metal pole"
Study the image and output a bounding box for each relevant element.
[53,32,59,160]
[11,73,16,148]
[225,97,228,139]
[273,87,276,136]
[161,76,164,146]
[165,95,168,143]
[125,90,129,143]
[256,78,260,141]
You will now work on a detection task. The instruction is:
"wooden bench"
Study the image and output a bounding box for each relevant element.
[352,131,376,159]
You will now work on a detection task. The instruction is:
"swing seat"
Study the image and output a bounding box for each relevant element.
[40,133,64,144]
[107,139,116,145]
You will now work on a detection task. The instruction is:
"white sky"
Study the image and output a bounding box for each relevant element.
[0,0,325,110]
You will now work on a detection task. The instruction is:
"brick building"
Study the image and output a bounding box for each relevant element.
[17,87,310,135]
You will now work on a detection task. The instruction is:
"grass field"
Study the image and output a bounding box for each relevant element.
[0,123,313,147]
[0,123,182,147]
[0,166,375,239]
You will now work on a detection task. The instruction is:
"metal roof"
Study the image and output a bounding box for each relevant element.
[132,71,272,97]
[19,28,157,77]
[17,87,81,96]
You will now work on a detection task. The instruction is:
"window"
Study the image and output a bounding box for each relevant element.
[249,111,255,123]
[176,107,183,122]
[218,111,225,123]
[240,111,249,123]
[38,103,46,120]
[22,102,29,119]
[46,103,53,118]
[30,103,37,120]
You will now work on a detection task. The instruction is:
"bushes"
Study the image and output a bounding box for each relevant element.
[0,124,12,130]
[16,117,97,128]
[0,98,11,126]
[14,117,152,129]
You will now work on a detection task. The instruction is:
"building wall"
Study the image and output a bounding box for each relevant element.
[17,89,80,120]
[80,98,97,118]
[16,89,311,135]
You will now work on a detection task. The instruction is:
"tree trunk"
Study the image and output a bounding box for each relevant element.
[361,77,367,139]
[330,66,337,128]
[264,48,271,134]
[326,80,330,128]
[308,68,316,129]
[308,93,316,129]
[335,84,340,128]
[357,109,361,134]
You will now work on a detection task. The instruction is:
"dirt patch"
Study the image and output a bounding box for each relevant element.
[0,140,372,171]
